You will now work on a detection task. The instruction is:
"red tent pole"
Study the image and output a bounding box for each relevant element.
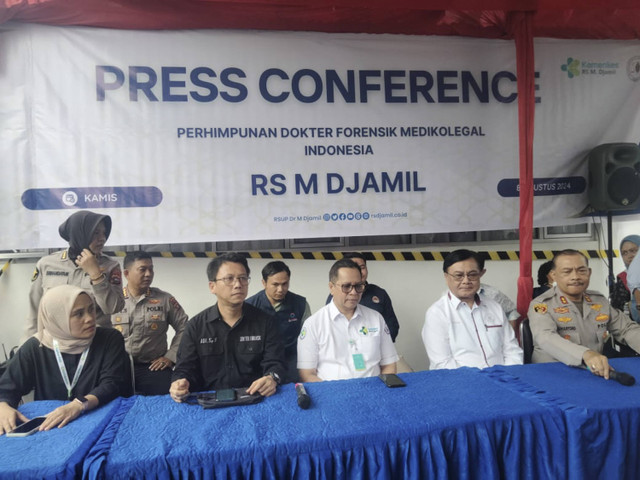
[510,11,535,318]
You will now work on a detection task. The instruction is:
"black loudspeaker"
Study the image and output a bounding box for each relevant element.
[588,143,640,211]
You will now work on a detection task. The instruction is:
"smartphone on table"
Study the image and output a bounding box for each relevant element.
[379,373,407,388]
[215,388,237,402]
[6,416,47,437]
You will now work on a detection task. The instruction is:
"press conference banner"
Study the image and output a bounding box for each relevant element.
[0,24,639,248]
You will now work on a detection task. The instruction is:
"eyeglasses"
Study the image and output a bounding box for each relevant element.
[556,267,590,277]
[445,271,481,282]
[214,275,250,286]
[334,282,366,294]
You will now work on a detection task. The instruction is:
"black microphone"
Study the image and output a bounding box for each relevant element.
[295,383,311,409]
[577,365,636,386]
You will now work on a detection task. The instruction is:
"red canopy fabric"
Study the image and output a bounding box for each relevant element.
[2,0,639,317]
[2,1,640,39]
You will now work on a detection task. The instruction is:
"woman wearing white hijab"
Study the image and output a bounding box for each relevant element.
[0,285,131,435]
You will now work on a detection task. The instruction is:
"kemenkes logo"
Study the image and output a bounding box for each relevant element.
[561,57,580,78]
[21,187,163,210]
[562,56,621,79]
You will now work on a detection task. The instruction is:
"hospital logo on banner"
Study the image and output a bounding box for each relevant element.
[561,57,580,78]
[561,56,622,79]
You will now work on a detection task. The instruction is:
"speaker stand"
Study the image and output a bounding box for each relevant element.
[607,211,615,297]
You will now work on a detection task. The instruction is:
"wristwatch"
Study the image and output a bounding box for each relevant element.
[90,272,106,285]
[268,371,281,385]
[74,396,89,413]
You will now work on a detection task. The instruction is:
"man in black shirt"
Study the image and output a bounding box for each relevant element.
[170,254,285,402]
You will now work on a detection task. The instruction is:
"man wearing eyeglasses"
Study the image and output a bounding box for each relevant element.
[325,252,400,342]
[169,253,286,402]
[422,249,522,370]
[528,249,640,378]
[297,258,398,382]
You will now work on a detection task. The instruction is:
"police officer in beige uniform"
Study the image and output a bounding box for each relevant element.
[528,249,640,379]
[23,211,124,343]
[113,251,188,395]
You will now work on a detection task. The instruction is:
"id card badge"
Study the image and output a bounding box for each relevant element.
[352,353,366,371]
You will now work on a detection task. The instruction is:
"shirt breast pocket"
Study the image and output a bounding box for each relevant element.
[145,312,167,333]
[237,341,263,356]
[197,342,224,356]
[42,273,69,290]
[112,316,131,337]
[358,336,381,361]
[484,322,505,351]
[236,340,263,375]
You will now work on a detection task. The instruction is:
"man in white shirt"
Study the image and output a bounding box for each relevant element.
[297,258,399,382]
[422,249,523,370]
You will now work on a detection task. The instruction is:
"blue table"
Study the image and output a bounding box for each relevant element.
[84,367,567,479]
[0,398,123,480]
[487,357,640,480]
[2,359,640,479]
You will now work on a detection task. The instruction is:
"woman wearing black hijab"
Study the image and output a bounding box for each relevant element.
[23,211,125,342]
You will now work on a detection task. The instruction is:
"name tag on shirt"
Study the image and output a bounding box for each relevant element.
[352,353,366,371]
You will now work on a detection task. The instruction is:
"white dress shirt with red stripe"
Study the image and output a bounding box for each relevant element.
[422,291,523,370]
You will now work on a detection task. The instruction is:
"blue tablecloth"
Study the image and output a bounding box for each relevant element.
[3,359,640,479]
[0,398,123,480]
[85,368,567,479]
[486,358,640,480]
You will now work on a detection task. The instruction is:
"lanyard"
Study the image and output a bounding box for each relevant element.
[52,340,90,399]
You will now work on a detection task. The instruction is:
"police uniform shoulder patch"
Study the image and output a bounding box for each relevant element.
[31,268,40,282]
[533,303,548,314]
[169,297,183,311]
